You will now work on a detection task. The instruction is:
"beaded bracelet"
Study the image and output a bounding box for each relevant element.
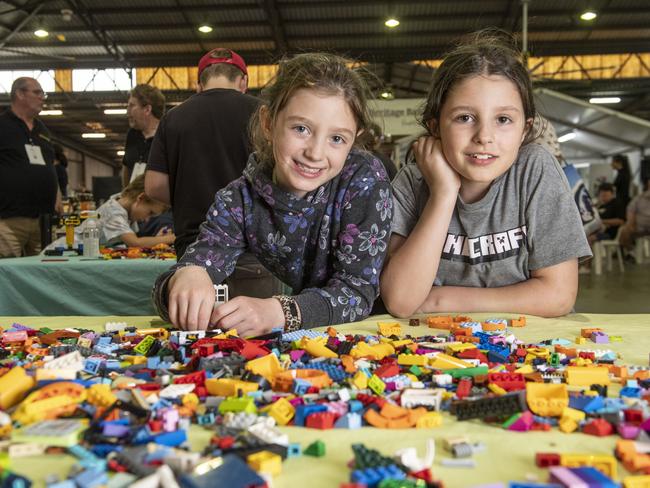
[273,295,302,332]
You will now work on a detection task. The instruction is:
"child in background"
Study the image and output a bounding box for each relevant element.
[153,52,392,335]
[47,175,174,250]
[380,30,591,318]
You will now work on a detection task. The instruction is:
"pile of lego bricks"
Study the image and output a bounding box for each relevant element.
[98,243,176,260]
[0,315,648,488]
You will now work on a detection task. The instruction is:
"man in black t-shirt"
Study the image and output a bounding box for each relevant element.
[145,48,259,258]
[146,48,281,299]
[0,77,59,257]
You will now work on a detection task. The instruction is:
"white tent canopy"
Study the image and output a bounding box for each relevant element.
[535,88,650,162]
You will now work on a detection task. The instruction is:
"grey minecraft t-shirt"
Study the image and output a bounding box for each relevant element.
[391,143,591,287]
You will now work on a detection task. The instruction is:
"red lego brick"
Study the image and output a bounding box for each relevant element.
[624,409,644,424]
[536,453,561,468]
[456,377,472,399]
[375,363,400,378]
[583,418,614,437]
[173,370,206,386]
[305,412,336,429]
[488,372,526,391]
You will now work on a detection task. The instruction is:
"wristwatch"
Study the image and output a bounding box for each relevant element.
[273,295,302,332]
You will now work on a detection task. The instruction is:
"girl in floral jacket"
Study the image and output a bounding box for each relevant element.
[153,53,392,335]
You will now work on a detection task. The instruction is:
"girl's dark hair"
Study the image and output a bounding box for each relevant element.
[251,52,373,165]
[420,28,537,144]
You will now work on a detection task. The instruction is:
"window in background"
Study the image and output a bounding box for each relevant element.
[0,70,56,93]
[72,69,135,92]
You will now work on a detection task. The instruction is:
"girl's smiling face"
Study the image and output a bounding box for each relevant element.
[434,73,531,203]
[264,88,357,199]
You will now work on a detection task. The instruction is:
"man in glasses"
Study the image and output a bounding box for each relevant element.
[0,77,59,257]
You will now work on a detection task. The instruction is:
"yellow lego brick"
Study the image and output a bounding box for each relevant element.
[575,336,587,344]
[561,453,617,479]
[514,364,534,374]
[122,355,147,365]
[247,450,282,477]
[623,475,650,488]
[429,353,474,370]
[12,394,81,425]
[350,341,395,360]
[416,412,442,428]
[558,407,586,433]
[205,378,259,397]
[0,367,34,410]
[526,383,568,417]
[389,339,413,348]
[245,353,284,381]
[397,354,428,367]
[266,398,295,426]
[87,384,117,408]
[300,337,338,358]
[488,383,507,395]
[525,347,550,364]
[565,366,610,386]
[351,370,369,389]
[377,322,402,336]
[445,343,477,355]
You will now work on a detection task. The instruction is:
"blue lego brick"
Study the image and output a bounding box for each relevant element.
[179,454,266,488]
[569,395,605,413]
[147,356,161,369]
[620,386,642,398]
[287,443,302,457]
[292,378,311,395]
[83,358,102,375]
[335,412,362,429]
[571,466,618,488]
[281,329,327,342]
[351,465,406,488]
[487,350,510,363]
[46,481,76,488]
[74,469,108,488]
[348,400,364,413]
[297,362,350,382]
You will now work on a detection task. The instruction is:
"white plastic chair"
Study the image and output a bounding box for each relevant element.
[593,227,625,275]
[634,235,650,264]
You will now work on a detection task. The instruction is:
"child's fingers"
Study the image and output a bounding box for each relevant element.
[196,299,213,331]
[176,297,189,330]
[168,297,178,328]
[186,296,210,331]
[209,299,238,327]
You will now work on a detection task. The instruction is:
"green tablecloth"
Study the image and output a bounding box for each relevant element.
[0,254,174,315]
[2,313,648,488]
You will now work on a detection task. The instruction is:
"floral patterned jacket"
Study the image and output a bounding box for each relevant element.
[153,148,393,328]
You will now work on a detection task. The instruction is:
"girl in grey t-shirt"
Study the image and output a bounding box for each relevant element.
[380,30,591,319]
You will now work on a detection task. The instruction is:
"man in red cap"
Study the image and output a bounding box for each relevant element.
[145,48,281,296]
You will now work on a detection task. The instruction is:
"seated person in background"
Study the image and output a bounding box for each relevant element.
[619,178,650,255]
[47,175,175,250]
[152,53,392,336]
[595,182,626,240]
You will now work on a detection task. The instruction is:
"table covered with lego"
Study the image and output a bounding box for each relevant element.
[0,254,174,315]
[1,313,649,488]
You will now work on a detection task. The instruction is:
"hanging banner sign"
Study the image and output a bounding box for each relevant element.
[369,99,426,136]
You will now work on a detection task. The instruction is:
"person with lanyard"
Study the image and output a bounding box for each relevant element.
[121,84,166,187]
[0,77,61,257]
[122,84,173,236]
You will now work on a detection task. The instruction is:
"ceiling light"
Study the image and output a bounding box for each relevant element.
[380,90,394,100]
[39,110,62,116]
[385,18,400,28]
[116,150,125,156]
[558,132,576,143]
[580,11,597,21]
[82,133,106,139]
[34,29,49,38]
[103,108,127,115]
[198,24,213,33]
[589,97,621,104]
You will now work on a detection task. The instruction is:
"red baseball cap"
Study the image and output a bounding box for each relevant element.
[198,48,248,76]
